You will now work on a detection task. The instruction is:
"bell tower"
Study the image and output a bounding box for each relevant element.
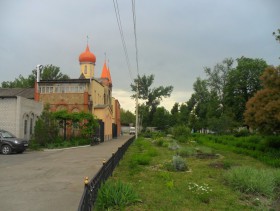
[79,45,96,78]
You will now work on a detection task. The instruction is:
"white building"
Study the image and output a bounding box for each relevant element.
[0,88,43,140]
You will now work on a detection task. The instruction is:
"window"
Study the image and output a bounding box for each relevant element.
[24,120,28,135]
[30,119,33,135]
[84,65,87,74]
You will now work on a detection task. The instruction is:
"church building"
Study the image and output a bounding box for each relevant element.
[34,44,121,141]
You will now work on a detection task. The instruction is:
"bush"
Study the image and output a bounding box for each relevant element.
[171,155,188,171]
[172,125,191,139]
[95,180,141,210]
[168,140,180,151]
[224,166,277,197]
[234,129,250,137]
[178,147,196,157]
[130,154,151,166]
[264,136,280,149]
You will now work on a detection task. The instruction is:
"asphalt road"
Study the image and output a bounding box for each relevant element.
[0,135,132,211]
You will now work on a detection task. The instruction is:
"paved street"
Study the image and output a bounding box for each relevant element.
[0,135,133,211]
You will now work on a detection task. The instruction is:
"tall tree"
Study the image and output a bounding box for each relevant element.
[152,107,170,130]
[131,74,173,125]
[224,57,267,124]
[170,102,179,126]
[1,64,69,88]
[244,66,280,134]
[204,58,234,106]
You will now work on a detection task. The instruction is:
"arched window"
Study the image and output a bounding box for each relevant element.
[84,65,87,74]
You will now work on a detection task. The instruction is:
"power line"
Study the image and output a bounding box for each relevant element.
[112,0,134,81]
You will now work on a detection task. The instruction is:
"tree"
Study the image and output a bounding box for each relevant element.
[273,29,280,43]
[170,103,179,126]
[1,64,69,88]
[33,104,59,146]
[39,65,70,80]
[152,107,170,130]
[190,78,210,130]
[244,66,280,134]
[120,109,135,126]
[131,74,173,125]
[224,57,267,124]
[204,58,234,105]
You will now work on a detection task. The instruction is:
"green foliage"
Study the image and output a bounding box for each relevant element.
[244,66,280,134]
[188,182,212,203]
[224,166,278,197]
[120,108,135,126]
[195,134,280,167]
[40,64,69,80]
[168,140,180,151]
[172,125,191,139]
[131,154,151,166]
[272,28,280,43]
[33,104,59,147]
[109,134,279,210]
[130,74,173,127]
[264,136,280,149]
[95,180,141,210]
[225,57,267,123]
[167,155,188,171]
[1,64,69,88]
[32,105,97,148]
[233,128,250,137]
[178,147,196,157]
[151,107,170,130]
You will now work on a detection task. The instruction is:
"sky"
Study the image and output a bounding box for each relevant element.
[0,0,279,112]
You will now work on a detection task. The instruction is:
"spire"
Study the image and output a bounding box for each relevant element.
[101,60,112,86]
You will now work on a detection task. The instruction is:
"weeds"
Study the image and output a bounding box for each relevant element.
[95,180,141,210]
[224,166,277,197]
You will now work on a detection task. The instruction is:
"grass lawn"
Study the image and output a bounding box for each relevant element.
[95,136,280,211]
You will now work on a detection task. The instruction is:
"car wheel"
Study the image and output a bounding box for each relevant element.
[1,145,12,155]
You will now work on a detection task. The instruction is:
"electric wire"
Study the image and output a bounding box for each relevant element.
[112,0,134,81]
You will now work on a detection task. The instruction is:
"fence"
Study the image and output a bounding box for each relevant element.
[77,136,135,211]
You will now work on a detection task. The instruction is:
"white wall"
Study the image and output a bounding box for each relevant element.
[0,97,43,140]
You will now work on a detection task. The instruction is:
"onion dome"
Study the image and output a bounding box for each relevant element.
[79,45,96,63]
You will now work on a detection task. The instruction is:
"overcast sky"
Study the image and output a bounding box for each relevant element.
[1,0,279,112]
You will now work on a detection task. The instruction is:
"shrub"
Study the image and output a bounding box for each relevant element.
[95,180,141,210]
[264,136,280,149]
[131,154,151,165]
[153,138,165,147]
[172,125,191,139]
[234,129,250,137]
[172,155,188,171]
[178,147,196,157]
[168,140,180,151]
[224,166,276,197]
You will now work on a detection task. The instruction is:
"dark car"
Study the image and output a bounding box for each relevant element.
[0,129,28,155]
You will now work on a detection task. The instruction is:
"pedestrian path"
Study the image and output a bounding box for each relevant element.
[0,135,134,211]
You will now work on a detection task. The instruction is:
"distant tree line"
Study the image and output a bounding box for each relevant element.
[1,64,69,88]
[129,56,279,135]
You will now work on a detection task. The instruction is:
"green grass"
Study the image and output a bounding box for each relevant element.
[195,134,280,167]
[95,136,280,210]
[94,180,141,210]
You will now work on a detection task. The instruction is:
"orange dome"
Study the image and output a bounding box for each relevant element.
[79,45,96,63]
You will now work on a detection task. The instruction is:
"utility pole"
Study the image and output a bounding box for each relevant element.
[135,80,139,139]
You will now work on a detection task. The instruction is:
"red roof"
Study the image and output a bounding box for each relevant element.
[101,61,112,85]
